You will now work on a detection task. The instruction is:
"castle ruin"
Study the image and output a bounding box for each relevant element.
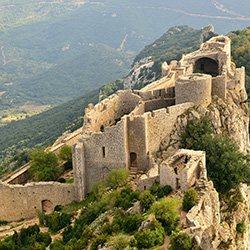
[73,35,247,200]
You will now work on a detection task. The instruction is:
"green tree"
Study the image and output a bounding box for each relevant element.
[29,150,62,181]
[151,198,180,235]
[170,230,192,250]
[133,219,164,249]
[58,145,72,170]
[181,117,250,193]
[182,188,198,212]
[106,169,129,189]
[139,190,156,212]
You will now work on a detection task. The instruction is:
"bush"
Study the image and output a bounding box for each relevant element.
[151,198,180,235]
[139,190,156,212]
[106,169,129,189]
[58,145,72,170]
[106,234,130,250]
[181,117,250,193]
[123,213,144,233]
[0,224,51,250]
[236,222,246,234]
[180,116,213,150]
[91,234,107,250]
[115,185,140,209]
[40,212,72,233]
[133,219,164,249]
[29,150,62,181]
[182,188,198,212]
[170,230,192,250]
[150,181,172,198]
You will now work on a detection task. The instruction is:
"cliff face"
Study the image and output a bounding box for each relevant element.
[159,88,249,158]
[157,86,250,249]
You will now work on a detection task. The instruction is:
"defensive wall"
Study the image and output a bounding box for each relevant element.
[0,182,76,221]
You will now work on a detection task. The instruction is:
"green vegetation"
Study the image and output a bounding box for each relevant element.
[39,212,72,233]
[231,28,250,97]
[182,188,199,212]
[0,224,51,250]
[139,190,156,212]
[170,230,192,250]
[105,169,129,189]
[181,117,250,193]
[29,150,62,181]
[151,198,180,235]
[150,180,172,198]
[0,89,99,176]
[236,222,247,234]
[58,145,73,170]
[132,219,165,249]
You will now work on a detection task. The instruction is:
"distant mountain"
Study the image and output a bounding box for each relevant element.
[0,0,249,119]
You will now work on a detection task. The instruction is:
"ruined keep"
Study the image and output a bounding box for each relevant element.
[73,35,248,200]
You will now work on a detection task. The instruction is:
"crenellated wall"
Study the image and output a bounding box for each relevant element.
[146,103,194,156]
[83,90,141,133]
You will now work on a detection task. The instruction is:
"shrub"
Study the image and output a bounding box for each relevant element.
[107,234,130,250]
[91,234,107,250]
[236,222,246,234]
[58,145,72,170]
[182,188,198,212]
[123,213,144,233]
[115,185,140,209]
[133,219,164,248]
[41,212,72,233]
[150,181,172,198]
[170,230,192,250]
[180,116,213,150]
[151,198,180,235]
[106,169,129,189]
[0,220,8,226]
[29,150,62,181]
[139,190,156,212]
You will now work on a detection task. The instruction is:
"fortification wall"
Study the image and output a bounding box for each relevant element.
[134,86,175,101]
[235,67,245,90]
[82,119,128,193]
[0,182,75,221]
[127,116,149,171]
[146,103,194,155]
[144,98,175,112]
[212,75,226,100]
[84,90,141,133]
[175,74,212,106]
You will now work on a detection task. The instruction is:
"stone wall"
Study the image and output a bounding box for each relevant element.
[146,103,194,155]
[159,149,207,191]
[84,90,141,133]
[0,182,76,221]
[212,75,226,100]
[175,74,212,106]
[78,119,128,194]
[127,116,148,171]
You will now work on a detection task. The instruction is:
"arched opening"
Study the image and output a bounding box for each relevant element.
[41,200,53,214]
[130,152,137,168]
[194,57,219,77]
[100,125,104,132]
